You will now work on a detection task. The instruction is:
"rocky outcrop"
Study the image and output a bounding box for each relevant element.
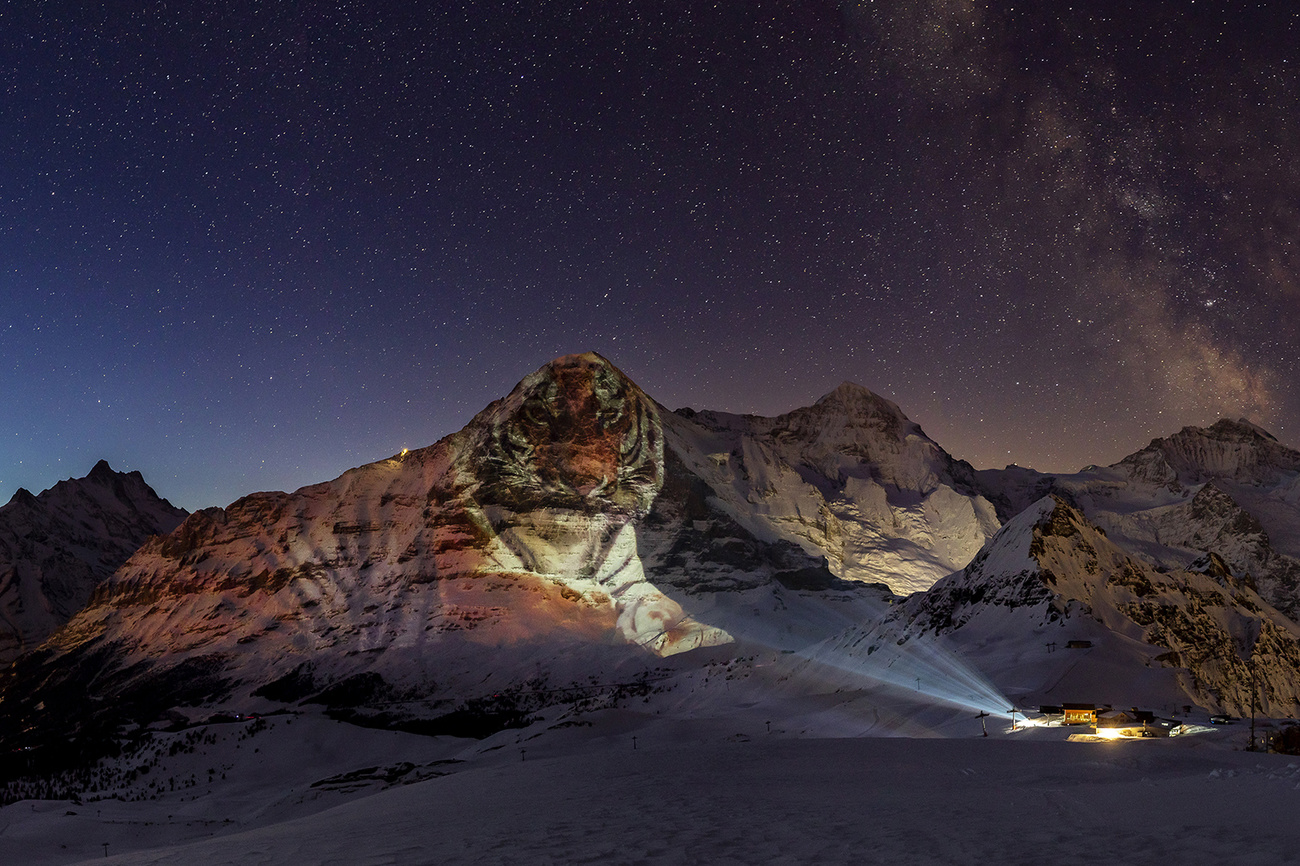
[1121,482,1300,621]
[1117,419,1300,488]
[0,355,917,749]
[9,358,1300,754]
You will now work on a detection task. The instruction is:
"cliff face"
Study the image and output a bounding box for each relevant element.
[38,356,719,689]
[1117,419,1300,488]
[8,357,1300,751]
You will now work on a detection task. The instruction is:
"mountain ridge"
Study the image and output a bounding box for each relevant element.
[3,353,1300,762]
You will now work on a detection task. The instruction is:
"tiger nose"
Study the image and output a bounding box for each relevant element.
[575,478,608,497]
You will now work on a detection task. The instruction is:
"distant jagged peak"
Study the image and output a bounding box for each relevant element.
[2,461,182,518]
[1203,417,1279,443]
[0,460,188,667]
[669,375,984,511]
[5,486,37,508]
[88,457,118,480]
[85,458,147,488]
[801,381,911,434]
[1155,417,1285,451]
[808,379,900,417]
[1116,417,1300,486]
[680,379,919,442]
[39,460,179,514]
[671,379,917,441]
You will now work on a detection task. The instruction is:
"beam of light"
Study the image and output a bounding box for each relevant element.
[836,631,1014,718]
[743,615,1022,723]
[671,582,1025,731]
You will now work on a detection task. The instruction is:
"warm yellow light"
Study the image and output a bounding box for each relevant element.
[400,448,409,458]
[1095,727,1122,739]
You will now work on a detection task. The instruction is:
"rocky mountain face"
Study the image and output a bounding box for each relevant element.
[0,461,187,665]
[832,496,1300,716]
[1118,419,1300,488]
[0,355,907,745]
[977,419,1300,621]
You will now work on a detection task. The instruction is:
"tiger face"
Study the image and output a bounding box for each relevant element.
[474,353,663,516]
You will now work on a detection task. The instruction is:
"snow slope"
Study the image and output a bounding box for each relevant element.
[11,357,1300,769]
[6,364,1300,864]
[0,355,893,752]
[4,706,1300,866]
[97,739,1300,866]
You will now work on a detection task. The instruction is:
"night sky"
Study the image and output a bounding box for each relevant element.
[3,1,1297,511]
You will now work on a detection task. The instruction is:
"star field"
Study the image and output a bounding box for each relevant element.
[2,1,1297,510]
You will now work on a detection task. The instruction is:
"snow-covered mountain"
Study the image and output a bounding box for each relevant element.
[663,382,1000,595]
[6,354,1300,762]
[0,355,907,747]
[821,495,1300,716]
[978,419,1300,620]
[0,460,186,665]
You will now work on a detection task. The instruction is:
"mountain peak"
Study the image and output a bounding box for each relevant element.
[799,381,915,441]
[88,458,117,482]
[820,380,874,399]
[1203,418,1278,443]
[558,350,607,362]
[1116,418,1300,486]
[6,487,37,507]
[0,464,188,666]
[814,381,899,412]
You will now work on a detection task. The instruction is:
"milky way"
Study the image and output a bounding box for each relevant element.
[2,1,1296,509]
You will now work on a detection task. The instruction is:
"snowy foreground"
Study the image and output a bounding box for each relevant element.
[4,702,1300,866]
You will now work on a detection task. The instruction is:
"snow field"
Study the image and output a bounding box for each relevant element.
[5,701,1300,865]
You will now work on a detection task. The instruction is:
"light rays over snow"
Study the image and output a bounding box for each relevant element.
[722,607,1021,725]
[812,630,1019,720]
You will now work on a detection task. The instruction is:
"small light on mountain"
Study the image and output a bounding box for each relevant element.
[400,448,409,459]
